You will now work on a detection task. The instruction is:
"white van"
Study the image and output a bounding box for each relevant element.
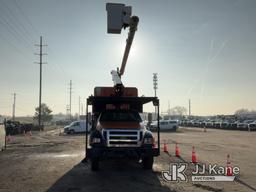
[64,120,91,134]
[150,120,178,131]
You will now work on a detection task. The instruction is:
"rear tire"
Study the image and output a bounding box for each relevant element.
[69,130,75,134]
[142,156,154,170]
[91,159,99,171]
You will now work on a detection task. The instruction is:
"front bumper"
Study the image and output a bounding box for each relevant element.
[87,146,160,160]
[64,128,69,133]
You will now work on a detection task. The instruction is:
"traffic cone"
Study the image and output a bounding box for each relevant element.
[6,135,11,142]
[163,140,168,153]
[26,131,32,139]
[191,146,197,163]
[175,143,180,157]
[226,154,233,176]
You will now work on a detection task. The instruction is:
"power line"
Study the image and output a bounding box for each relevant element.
[0,18,33,53]
[13,0,40,39]
[15,106,32,114]
[46,46,71,80]
[1,0,36,44]
[34,36,47,127]
[0,4,34,52]
[0,31,31,61]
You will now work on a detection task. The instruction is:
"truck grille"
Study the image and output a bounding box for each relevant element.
[103,129,142,147]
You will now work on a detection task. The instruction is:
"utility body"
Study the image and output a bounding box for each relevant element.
[84,3,160,171]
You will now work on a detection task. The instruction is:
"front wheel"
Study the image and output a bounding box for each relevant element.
[91,158,99,171]
[142,156,154,170]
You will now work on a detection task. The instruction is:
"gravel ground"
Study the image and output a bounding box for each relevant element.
[0,127,255,192]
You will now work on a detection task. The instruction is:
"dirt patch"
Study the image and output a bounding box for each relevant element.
[193,183,223,192]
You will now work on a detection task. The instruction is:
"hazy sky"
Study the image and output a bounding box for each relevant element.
[0,0,255,116]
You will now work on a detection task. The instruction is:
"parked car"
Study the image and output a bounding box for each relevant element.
[182,120,189,126]
[150,120,178,131]
[220,121,230,129]
[213,121,221,129]
[64,120,91,134]
[200,121,206,127]
[231,121,239,129]
[5,120,21,135]
[193,120,201,127]
[248,120,256,131]
[205,121,214,128]
[237,120,254,130]
[188,120,196,127]
[142,120,149,127]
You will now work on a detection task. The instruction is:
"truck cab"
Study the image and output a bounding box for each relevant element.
[85,87,160,171]
[97,110,145,147]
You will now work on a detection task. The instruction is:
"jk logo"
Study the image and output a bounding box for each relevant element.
[162,163,187,182]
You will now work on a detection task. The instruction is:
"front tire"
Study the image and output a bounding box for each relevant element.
[91,158,99,171]
[142,156,154,170]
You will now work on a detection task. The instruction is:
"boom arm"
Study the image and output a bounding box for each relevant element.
[119,16,139,76]
[106,3,139,86]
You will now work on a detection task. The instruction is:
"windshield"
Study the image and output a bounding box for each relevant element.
[100,111,142,122]
[69,121,78,126]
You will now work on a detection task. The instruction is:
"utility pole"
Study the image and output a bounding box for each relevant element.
[35,36,47,127]
[153,73,158,120]
[189,99,191,117]
[153,73,158,97]
[78,96,81,120]
[81,103,83,116]
[69,80,72,120]
[12,93,16,121]
[168,100,170,115]
[66,105,69,118]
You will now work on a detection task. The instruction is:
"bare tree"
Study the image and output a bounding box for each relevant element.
[34,103,53,125]
[234,109,256,118]
[234,109,250,116]
[169,106,187,116]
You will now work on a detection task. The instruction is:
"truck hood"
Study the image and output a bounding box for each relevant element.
[98,121,142,129]
[64,125,70,129]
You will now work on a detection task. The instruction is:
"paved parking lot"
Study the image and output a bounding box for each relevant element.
[0,127,255,192]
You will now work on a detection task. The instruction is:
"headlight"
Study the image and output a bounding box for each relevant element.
[91,138,101,144]
[144,137,153,144]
